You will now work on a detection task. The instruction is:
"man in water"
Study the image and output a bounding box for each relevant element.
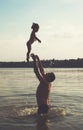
[31,54,55,114]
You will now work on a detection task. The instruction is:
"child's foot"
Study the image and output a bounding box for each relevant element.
[26,58,29,62]
[26,56,29,62]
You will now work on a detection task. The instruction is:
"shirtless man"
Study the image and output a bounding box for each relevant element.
[31,54,55,114]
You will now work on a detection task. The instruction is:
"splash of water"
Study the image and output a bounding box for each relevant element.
[13,106,67,118]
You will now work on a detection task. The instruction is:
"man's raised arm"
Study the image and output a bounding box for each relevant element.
[31,54,43,81]
[35,55,45,76]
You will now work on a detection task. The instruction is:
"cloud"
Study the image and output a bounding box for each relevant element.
[54,32,73,39]
[58,0,79,4]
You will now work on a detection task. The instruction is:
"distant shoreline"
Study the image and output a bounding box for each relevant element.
[0,58,83,68]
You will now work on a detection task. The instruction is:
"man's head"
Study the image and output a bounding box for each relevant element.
[45,72,55,82]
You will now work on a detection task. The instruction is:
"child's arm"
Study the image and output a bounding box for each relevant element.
[34,34,41,43]
[35,36,41,43]
[30,31,41,43]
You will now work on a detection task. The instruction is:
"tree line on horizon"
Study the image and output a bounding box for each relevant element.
[0,58,83,68]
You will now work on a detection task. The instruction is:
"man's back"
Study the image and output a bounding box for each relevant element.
[36,80,51,106]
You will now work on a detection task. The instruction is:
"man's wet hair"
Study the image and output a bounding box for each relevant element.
[47,72,56,82]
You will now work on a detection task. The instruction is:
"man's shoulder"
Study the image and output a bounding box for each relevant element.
[40,78,50,86]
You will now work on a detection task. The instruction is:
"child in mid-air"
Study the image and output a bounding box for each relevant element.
[26,23,41,62]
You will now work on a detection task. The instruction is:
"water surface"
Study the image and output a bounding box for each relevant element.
[0,68,83,130]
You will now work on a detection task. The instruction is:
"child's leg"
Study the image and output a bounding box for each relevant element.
[26,45,31,62]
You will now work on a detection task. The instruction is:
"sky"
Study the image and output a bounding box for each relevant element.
[0,0,83,61]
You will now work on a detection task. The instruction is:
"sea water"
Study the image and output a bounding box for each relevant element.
[0,68,83,130]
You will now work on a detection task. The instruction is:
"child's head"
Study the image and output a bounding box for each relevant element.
[31,23,39,32]
[45,72,55,82]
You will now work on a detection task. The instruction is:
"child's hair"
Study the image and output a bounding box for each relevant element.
[31,23,39,32]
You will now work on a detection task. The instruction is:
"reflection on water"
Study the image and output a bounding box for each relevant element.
[36,115,49,130]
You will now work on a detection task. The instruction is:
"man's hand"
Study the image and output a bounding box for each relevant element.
[35,55,39,60]
[31,53,40,61]
[31,53,36,61]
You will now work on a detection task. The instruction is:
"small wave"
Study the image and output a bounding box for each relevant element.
[49,107,67,117]
[0,93,35,98]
